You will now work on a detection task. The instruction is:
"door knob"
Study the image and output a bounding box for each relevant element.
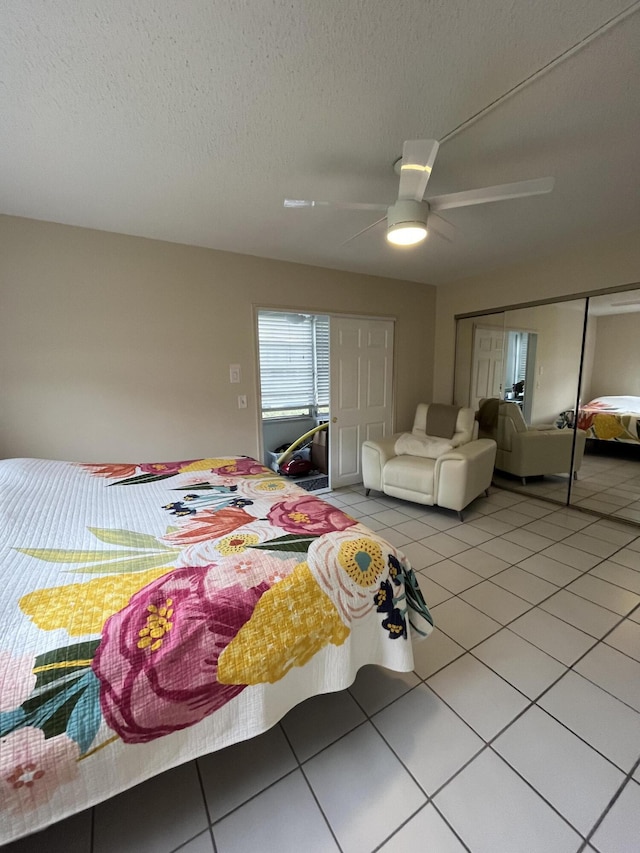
[332,417,337,423]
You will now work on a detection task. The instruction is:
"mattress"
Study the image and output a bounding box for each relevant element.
[577,396,640,443]
[0,456,432,844]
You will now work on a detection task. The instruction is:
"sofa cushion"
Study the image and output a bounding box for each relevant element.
[384,455,435,497]
[394,433,453,459]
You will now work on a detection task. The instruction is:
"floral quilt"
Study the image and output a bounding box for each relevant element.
[0,456,432,844]
[577,396,640,444]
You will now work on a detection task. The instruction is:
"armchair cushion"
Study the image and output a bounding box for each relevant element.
[412,403,476,447]
[394,433,453,459]
[384,455,436,498]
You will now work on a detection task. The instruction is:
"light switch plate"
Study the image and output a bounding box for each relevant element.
[229,364,241,383]
[237,394,247,409]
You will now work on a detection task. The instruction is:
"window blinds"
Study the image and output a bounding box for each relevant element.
[258,312,329,414]
[516,334,529,382]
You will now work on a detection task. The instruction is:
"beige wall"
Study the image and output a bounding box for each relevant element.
[435,228,640,403]
[0,216,437,461]
[580,314,598,404]
[589,312,640,399]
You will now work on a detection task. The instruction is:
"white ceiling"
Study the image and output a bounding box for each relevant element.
[2,1,640,285]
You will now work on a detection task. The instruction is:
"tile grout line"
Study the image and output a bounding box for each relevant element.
[403,606,638,844]
[371,800,474,853]
[278,722,346,853]
[431,570,640,720]
[427,526,640,646]
[423,586,638,782]
[578,753,640,852]
[194,760,218,853]
[417,553,640,781]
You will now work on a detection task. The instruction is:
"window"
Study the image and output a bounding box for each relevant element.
[258,311,329,419]
[505,331,529,390]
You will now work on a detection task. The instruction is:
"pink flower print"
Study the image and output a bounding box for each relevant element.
[0,652,36,712]
[211,458,271,476]
[1,728,79,815]
[267,495,356,535]
[138,460,198,475]
[92,567,268,743]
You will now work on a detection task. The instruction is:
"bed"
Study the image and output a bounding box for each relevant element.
[0,456,432,845]
[577,395,640,444]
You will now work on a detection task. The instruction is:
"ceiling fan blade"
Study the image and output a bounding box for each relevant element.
[340,216,387,246]
[397,139,439,202]
[284,198,387,211]
[428,213,455,243]
[427,177,554,212]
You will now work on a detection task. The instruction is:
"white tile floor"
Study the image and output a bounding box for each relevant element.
[493,444,640,524]
[5,485,640,853]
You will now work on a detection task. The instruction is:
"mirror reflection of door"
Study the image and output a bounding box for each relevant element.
[470,323,505,410]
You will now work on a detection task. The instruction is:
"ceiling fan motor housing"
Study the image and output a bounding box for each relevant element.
[387,199,430,230]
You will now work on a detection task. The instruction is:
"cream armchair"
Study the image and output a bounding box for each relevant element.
[490,400,587,484]
[362,404,497,519]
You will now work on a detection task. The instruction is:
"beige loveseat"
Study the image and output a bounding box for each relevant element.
[362,404,497,519]
[480,400,587,484]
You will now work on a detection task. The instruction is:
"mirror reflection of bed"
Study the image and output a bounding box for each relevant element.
[455,287,640,526]
[570,292,640,523]
[577,429,640,522]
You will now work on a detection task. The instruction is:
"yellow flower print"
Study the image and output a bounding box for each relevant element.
[215,532,261,556]
[338,538,385,588]
[180,458,229,473]
[249,479,287,493]
[592,414,625,440]
[19,568,173,637]
[137,598,174,652]
[217,562,349,685]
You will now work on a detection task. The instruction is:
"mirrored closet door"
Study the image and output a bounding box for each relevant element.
[569,288,640,523]
[454,299,587,507]
[491,299,586,505]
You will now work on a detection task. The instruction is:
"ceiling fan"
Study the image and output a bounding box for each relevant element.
[284,139,554,247]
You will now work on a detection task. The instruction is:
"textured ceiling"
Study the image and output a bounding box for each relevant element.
[2,1,640,284]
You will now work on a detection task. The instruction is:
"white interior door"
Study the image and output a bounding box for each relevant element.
[470,326,504,409]
[330,317,394,488]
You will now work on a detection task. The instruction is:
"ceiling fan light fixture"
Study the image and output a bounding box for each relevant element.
[387,224,428,246]
[386,200,429,246]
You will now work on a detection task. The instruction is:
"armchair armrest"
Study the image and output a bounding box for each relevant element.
[433,439,497,512]
[362,435,400,492]
[511,428,577,474]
